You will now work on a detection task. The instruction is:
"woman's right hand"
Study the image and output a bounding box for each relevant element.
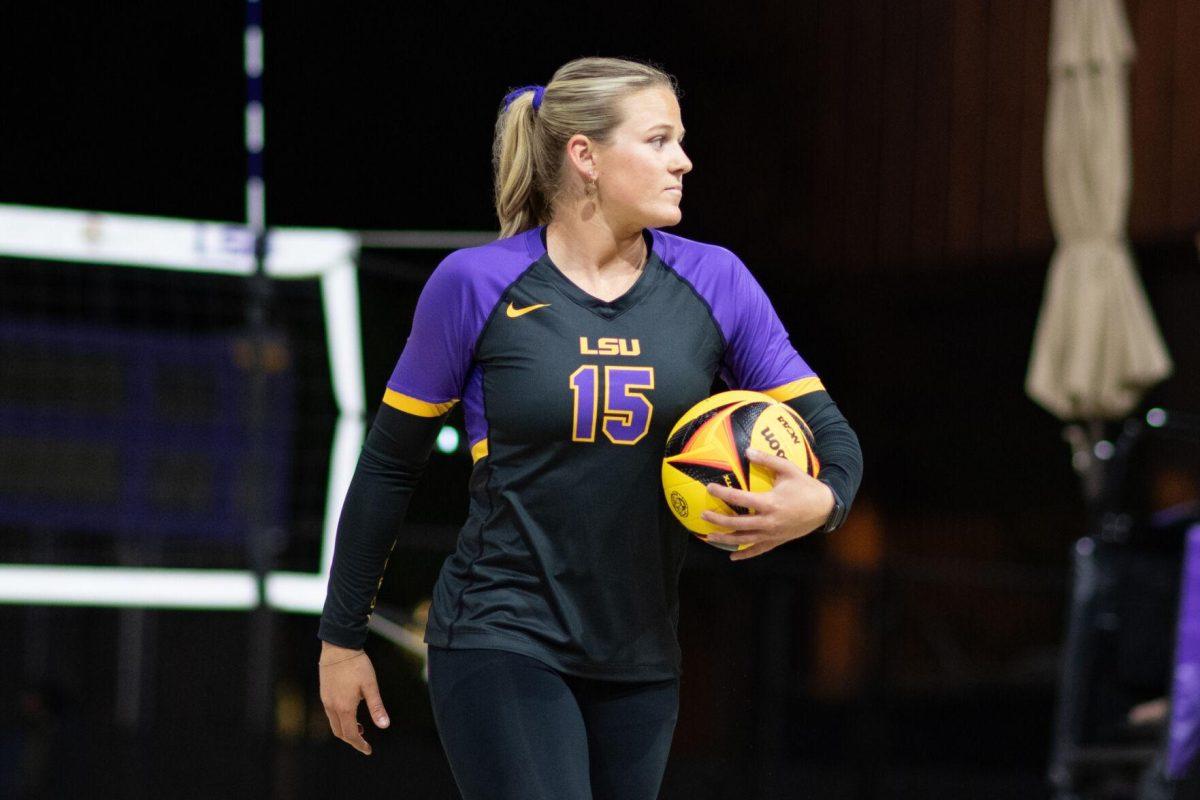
[318,641,391,755]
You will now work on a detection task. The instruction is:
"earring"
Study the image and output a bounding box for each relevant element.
[586,171,597,195]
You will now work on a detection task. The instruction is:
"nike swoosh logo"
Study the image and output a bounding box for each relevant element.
[506,302,551,318]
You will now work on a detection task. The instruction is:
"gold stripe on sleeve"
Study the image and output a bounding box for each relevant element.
[382,388,458,417]
[470,438,489,462]
[762,376,826,402]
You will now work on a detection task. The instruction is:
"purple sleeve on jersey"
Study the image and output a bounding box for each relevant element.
[387,230,542,404]
[652,230,813,391]
[387,256,475,402]
[718,253,812,390]
[1169,524,1200,778]
[461,364,487,448]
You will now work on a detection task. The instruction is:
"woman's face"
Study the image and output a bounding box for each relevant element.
[591,86,693,230]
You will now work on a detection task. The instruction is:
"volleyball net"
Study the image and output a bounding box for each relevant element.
[0,202,483,618]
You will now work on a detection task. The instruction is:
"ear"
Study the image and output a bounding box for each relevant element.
[565,133,598,179]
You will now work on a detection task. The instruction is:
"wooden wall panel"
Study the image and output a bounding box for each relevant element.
[1127,0,1176,240]
[1017,3,1052,254]
[776,2,822,262]
[946,1,988,266]
[980,0,1028,261]
[878,0,920,271]
[808,1,851,274]
[785,0,1198,278]
[842,0,886,276]
[1169,0,1200,233]
[910,0,954,269]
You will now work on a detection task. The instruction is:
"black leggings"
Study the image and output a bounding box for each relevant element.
[427,646,679,800]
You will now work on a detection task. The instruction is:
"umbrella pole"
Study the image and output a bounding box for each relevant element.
[1063,419,1109,514]
[1051,418,1117,799]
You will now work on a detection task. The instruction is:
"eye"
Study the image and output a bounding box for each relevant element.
[650,136,666,148]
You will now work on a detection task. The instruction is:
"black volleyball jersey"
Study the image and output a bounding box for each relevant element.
[386,226,824,680]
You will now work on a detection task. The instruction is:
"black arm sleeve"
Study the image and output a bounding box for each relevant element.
[784,390,863,516]
[317,403,445,649]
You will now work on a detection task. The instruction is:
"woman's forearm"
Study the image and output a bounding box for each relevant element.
[317,405,443,649]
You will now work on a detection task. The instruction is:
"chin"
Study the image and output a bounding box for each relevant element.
[646,205,683,229]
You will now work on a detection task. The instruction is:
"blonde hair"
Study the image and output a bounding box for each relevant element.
[492,57,678,238]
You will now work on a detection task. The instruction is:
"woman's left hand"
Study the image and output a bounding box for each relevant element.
[700,448,834,561]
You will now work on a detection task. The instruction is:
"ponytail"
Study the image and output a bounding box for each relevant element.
[491,57,677,239]
[492,90,547,239]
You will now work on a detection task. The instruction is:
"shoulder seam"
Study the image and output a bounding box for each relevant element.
[469,258,543,357]
[657,259,729,354]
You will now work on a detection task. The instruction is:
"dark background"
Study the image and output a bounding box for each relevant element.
[2,2,1199,798]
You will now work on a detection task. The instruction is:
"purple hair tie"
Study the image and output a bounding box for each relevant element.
[503,84,545,112]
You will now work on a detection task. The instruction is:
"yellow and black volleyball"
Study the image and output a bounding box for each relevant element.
[661,390,820,550]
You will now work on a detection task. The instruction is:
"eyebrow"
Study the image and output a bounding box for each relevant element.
[646,124,686,137]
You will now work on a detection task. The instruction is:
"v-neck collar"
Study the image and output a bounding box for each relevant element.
[527,225,660,321]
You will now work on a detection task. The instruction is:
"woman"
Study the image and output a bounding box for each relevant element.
[317,57,862,800]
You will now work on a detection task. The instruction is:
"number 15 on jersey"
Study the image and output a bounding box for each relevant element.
[569,365,655,446]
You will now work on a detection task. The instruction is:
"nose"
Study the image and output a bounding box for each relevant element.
[673,145,693,176]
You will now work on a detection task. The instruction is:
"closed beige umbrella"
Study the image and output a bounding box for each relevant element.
[1027,0,1172,427]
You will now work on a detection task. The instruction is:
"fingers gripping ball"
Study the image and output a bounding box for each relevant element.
[661,390,820,550]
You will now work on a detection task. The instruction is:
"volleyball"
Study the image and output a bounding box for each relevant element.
[661,390,820,550]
